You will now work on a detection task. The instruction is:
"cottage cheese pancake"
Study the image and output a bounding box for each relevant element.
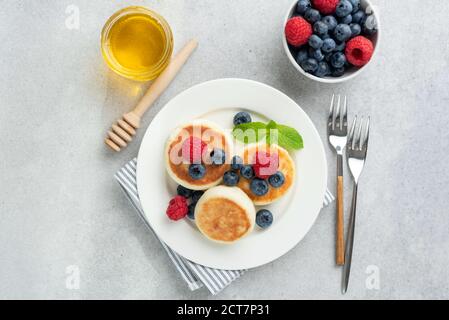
[195,186,255,244]
[238,144,296,205]
[165,120,232,190]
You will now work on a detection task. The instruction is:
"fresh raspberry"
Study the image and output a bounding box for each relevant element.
[166,196,188,221]
[181,136,207,164]
[345,36,374,67]
[312,0,339,14]
[253,152,279,179]
[285,17,312,47]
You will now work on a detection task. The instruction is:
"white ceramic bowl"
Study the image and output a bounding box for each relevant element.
[282,0,381,84]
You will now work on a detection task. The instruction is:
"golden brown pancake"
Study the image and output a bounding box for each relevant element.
[165,120,232,190]
[195,186,255,243]
[237,144,295,205]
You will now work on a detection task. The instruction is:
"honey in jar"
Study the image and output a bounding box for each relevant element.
[101,6,173,81]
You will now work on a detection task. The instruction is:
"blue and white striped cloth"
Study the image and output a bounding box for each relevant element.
[115,158,334,295]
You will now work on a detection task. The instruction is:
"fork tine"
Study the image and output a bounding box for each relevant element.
[363,117,370,150]
[347,116,357,149]
[342,96,348,129]
[356,117,364,150]
[335,95,341,128]
[328,94,335,129]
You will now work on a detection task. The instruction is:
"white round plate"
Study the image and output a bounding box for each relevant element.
[137,78,327,270]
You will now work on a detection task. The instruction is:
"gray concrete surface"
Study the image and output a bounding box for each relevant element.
[0,0,448,299]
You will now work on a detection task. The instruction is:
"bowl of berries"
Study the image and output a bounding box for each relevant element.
[283,0,380,83]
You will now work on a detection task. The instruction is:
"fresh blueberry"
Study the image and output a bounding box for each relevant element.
[288,45,298,59]
[187,203,196,220]
[335,0,353,18]
[322,16,338,31]
[240,165,255,179]
[360,13,368,27]
[256,209,273,229]
[177,185,193,198]
[223,171,240,186]
[348,0,361,13]
[300,58,319,73]
[340,14,352,25]
[363,15,378,35]
[315,61,331,77]
[233,112,252,126]
[313,21,328,36]
[322,38,336,53]
[250,178,269,196]
[308,34,323,49]
[304,8,321,24]
[308,47,324,62]
[296,0,311,14]
[268,172,285,188]
[296,48,309,64]
[189,164,206,180]
[352,10,366,24]
[231,155,243,171]
[331,66,346,77]
[350,23,361,37]
[325,51,333,62]
[210,148,226,166]
[191,191,204,203]
[334,24,352,42]
[334,41,346,52]
[330,52,347,68]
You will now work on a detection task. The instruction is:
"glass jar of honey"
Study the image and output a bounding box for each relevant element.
[101,6,174,81]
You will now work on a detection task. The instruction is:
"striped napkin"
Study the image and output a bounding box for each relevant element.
[115,159,335,295]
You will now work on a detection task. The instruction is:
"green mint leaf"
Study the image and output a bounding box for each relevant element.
[233,120,304,150]
[266,120,278,146]
[232,122,267,144]
[266,120,277,130]
[277,124,304,150]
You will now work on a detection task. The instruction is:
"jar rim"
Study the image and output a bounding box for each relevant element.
[101,6,174,81]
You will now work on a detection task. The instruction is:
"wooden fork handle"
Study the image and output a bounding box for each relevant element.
[336,154,345,266]
[133,39,199,119]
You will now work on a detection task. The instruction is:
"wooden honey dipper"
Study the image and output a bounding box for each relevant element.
[105,39,199,152]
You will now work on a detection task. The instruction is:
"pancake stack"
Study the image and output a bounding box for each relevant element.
[165,120,232,190]
[195,186,255,244]
[237,143,296,206]
[165,120,297,245]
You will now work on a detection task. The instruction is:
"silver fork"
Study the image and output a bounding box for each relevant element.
[328,95,348,266]
[342,116,370,294]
